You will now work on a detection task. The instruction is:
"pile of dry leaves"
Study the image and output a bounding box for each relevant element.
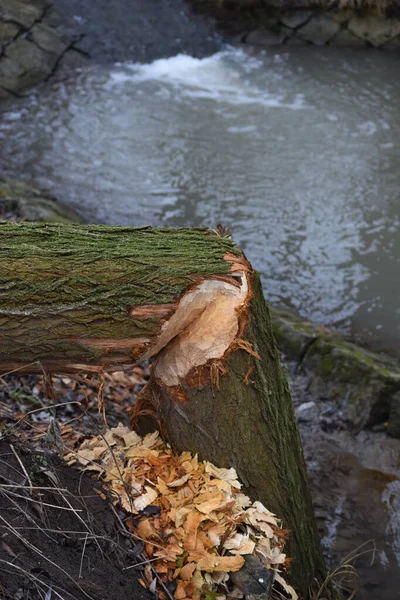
[65,424,297,600]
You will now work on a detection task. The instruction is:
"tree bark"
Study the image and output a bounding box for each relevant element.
[0,220,326,596]
[0,222,238,373]
[134,273,326,597]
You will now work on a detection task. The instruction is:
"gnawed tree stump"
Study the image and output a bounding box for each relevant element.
[0,221,326,596]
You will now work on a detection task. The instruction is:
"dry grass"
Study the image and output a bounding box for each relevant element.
[310,540,376,600]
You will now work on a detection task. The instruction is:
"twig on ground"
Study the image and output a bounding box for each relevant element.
[123,556,162,570]
[0,488,58,544]
[1,489,83,512]
[0,363,39,378]
[78,532,89,579]
[9,443,33,493]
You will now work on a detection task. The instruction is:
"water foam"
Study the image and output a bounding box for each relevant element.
[108,49,307,110]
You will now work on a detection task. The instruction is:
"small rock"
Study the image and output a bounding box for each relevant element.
[30,22,70,56]
[296,400,316,413]
[270,306,322,362]
[296,14,340,45]
[0,21,20,48]
[330,10,354,25]
[0,0,45,28]
[54,48,89,81]
[230,555,273,597]
[329,27,368,47]
[0,177,83,223]
[280,10,313,30]
[348,15,400,47]
[296,400,316,421]
[371,423,387,433]
[0,37,54,91]
[320,416,339,433]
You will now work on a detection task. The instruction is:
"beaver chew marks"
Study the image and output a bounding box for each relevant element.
[148,274,248,386]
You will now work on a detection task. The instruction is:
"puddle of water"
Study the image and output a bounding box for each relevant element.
[304,435,400,599]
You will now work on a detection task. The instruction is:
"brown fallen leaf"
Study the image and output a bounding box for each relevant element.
[179,562,197,581]
[190,552,245,572]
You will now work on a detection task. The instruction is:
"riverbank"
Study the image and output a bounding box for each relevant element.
[271,307,400,437]
[0,176,83,221]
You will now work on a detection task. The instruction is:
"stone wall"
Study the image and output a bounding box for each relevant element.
[243,10,400,48]
[192,0,400,48]
[0,0,85,99]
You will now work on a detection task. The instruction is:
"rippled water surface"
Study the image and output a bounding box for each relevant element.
[2,47,400,348]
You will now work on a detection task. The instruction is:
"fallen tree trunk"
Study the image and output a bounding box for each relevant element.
[0,221,326,596]
[0,222,240,373]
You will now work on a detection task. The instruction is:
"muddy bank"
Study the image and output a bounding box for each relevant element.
[271,307,400,437]
[0,176,83,222]
[277,314,400,598]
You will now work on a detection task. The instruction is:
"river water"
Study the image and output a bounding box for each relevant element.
[1,46,400,351]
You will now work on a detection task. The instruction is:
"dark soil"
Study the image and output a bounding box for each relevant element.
[0,438,152,600]
[0,369,152,600]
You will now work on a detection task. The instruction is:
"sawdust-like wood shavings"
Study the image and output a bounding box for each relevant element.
[65,424,296,600]
[168,474,192,488]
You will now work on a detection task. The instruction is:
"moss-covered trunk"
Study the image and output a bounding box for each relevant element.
[0,222,237,373]
[1,221,326,595]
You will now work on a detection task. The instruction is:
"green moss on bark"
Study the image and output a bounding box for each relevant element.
[0,222,239,369]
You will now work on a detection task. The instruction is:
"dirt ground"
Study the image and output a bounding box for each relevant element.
[0,438,152,600]
[0,372,154,600]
